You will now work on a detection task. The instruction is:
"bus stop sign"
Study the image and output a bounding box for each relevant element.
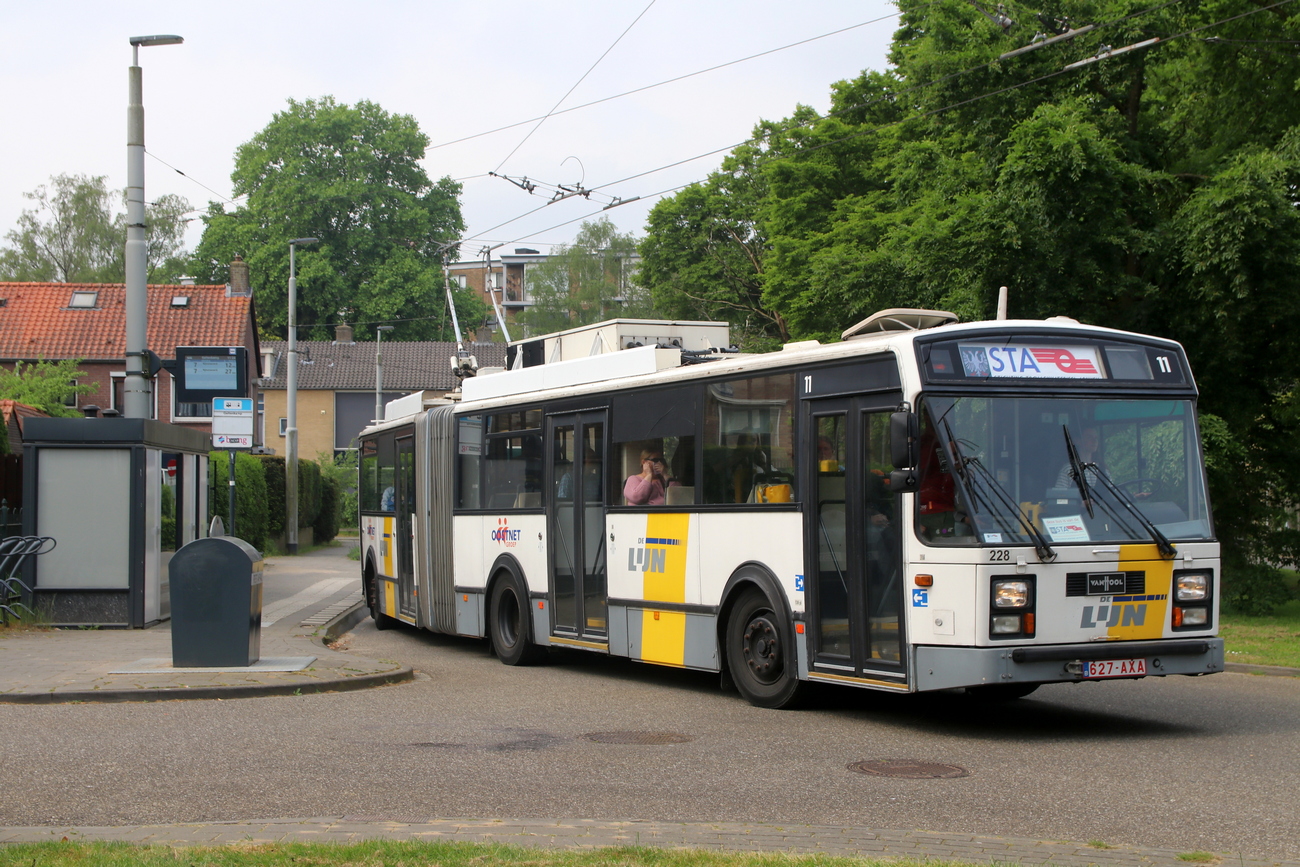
[212,398,254,449]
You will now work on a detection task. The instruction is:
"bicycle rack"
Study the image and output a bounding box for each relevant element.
[0,536,56,625]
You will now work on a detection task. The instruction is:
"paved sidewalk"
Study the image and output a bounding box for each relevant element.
[2,817,1297,866]
[0,545,410,703]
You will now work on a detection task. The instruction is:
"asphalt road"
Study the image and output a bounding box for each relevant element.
[1,615,1296,861]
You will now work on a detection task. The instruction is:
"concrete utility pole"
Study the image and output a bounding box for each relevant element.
[286,237,318,554]
[124,34,182,419]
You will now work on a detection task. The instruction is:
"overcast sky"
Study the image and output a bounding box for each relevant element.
[0,1,897,264]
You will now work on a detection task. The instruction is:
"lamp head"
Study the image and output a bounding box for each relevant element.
[289,237,319,246]
[130,35,184,47]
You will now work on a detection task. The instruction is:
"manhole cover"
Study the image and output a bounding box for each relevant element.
[848,759,969,779]
[582,731,693,745]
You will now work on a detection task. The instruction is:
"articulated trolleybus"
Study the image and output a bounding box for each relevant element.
[359,311,1222,707]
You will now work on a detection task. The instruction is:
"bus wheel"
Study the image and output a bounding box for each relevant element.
[489,574,545,666]
[965,683,1039,700]
[366,565,397,631]
[726,587,804,708]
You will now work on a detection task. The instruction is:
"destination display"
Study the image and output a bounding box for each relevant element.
[919,336,1187,385]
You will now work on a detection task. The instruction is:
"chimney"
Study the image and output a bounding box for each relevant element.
[229,255,251,297]
[334,323,355,344]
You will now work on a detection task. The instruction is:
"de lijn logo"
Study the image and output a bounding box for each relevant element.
[491,518,521,547]
[627,536,681,574]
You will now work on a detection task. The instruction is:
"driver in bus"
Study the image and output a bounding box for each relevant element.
[1055,426,1104,489]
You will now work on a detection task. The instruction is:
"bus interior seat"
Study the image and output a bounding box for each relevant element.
[489,492,518,509]
[665,485,694,506]
[514,491,540,508]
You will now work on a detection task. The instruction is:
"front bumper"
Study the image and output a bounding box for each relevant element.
[914,637,1224,692]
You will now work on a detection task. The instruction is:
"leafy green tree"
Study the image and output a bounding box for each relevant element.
[640,0,1300,601]
[518,218,651,335]
[0,173,191,283]
[191,97,484,340]
[0,359,98,417]
[639,139,787,351]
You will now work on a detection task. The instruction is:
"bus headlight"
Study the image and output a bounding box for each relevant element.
[989,576,1035,640]
[991,615,1023,634]
[993,579,1031,608]
[1172,570,1212,631]
[1175,572,1209,601]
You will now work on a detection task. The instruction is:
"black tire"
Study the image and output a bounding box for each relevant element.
[489,573,546,665]
[965,682,1040,700]
[366,563,397,631]
[726,586,804,708]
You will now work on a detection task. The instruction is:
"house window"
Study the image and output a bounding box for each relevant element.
[63,380,78,408]
[68,291,98,309]
[279,417,288,437]
[171,372,213,421]
[111,373,125,412]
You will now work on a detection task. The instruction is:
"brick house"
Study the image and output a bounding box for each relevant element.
[0,281,260,436]
[259,326,507,460]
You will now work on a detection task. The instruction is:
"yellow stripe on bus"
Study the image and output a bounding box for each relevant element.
[1110,543,1171,641]
[382,578,397,618]
[641,513,689,666]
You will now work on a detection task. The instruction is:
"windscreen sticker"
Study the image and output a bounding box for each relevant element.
[1043,515,1090,542]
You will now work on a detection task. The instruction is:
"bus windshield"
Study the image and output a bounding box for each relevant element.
[916,395,1212,547]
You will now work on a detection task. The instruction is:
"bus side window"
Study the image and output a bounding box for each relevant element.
[457,415,483,510]
[703,373,797,504]
[376,434,395,511]
[360,438,380,511]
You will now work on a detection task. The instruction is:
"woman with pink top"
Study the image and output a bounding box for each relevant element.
[624,448,672,505]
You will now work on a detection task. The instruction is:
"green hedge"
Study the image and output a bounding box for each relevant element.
[207,451,270,551]
[314,473,341,543]
[208,453,340,551]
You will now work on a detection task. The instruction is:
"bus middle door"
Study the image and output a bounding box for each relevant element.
[547,411,608,643]
[395,433,418,623]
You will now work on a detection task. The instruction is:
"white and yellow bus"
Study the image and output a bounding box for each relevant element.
[358,312,1222,707]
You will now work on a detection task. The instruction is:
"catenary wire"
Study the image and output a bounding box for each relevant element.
[492,0,658,174]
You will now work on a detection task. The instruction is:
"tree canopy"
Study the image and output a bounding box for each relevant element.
[190,97,485,341]
[518,218,652,336]
[0,173,190,283]
[0,359,97,418]
[638,0,1300,586]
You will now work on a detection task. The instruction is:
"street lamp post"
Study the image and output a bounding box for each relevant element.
[375,325,394,422]
[286,237,318,554]
[124,34,183,419]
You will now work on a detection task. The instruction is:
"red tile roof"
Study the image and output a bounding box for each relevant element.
[0,282,256,362]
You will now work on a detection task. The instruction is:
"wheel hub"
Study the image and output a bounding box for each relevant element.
[742,616,781,681]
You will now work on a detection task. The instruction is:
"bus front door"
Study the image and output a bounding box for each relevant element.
[547,412,608,642]
[807,398,906,682]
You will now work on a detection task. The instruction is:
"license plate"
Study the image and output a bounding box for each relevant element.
[1082,658,1147,678]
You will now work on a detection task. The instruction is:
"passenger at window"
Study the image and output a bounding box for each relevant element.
[624,448,677,506]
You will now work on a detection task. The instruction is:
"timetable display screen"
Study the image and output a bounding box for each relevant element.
[184,355,239,391]
[174,346,248,402]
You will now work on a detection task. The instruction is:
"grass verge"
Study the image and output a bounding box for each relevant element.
[0,841,965,867]
[1220,597,1300,669]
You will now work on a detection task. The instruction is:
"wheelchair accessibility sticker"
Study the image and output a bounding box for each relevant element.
[912,589,928,607]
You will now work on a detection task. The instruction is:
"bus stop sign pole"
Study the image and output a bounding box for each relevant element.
[212,398,255,538]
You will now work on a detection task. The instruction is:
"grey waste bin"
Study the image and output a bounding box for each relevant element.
[169,536,263,667]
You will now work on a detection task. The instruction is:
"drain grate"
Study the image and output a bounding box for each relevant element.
[582,731,693,745]
[848,759,969,779]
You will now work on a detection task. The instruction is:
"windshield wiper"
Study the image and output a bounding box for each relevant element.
[943,421,1056,562]
[1062,425,1094,518]
[1083,464,1177,558]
